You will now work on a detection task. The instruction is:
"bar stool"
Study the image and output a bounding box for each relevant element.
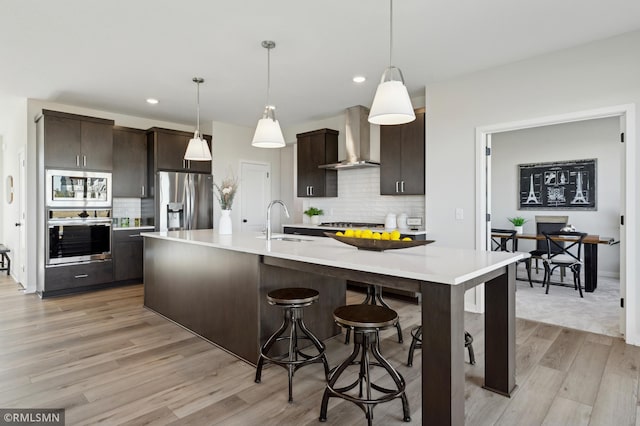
[345,284,403,344]
[406,325,476,367]
[255,287,329,402]
[319,304,411,425]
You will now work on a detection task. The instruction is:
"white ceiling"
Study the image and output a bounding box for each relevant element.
[1,0,640,128]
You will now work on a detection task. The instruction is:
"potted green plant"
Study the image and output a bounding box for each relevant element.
[507,216,528,234]
[304,207,324,225]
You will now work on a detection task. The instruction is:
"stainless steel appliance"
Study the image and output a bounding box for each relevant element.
[157,172,213,231]
[46,169,112,207]
[46,209,112,265]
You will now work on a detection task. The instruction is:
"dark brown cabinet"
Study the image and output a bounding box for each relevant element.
[113,126,148,198]
[43,110,113,171]
[296,128,338,198]
[44,261,113,294]
[113,229,144,282]
[379,110,425,195]
[147,127,212,174]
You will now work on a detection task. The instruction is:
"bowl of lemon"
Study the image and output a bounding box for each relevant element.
[325,229,434,251]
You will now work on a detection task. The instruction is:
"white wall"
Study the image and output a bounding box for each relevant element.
[210,120,282,231]
[425,30,640,340]
[491,117,621,275]
[0,96,28,285]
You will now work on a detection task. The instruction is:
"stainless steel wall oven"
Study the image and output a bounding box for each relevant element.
[47,209,112,265]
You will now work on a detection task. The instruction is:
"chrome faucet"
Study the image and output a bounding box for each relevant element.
[266,200,290,240]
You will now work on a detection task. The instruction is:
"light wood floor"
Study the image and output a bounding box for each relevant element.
[1,276,639,425]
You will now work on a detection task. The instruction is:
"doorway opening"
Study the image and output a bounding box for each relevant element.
[475,104,636,344]
[490,118,621,337]
[239,161,271,233]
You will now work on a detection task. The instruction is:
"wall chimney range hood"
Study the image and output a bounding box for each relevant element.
[318,105,380,170]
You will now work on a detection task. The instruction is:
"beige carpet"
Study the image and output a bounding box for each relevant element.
[514,263,622,338]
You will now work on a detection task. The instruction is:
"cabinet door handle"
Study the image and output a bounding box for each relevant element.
[129,234,142,238]
[395,181,399,193]
[74,274,88,279]
[306,186,309,196]
[141,186,145,197]
[76,155,80,167]
[83,155,87,167]
[310,186,314,196]
[401,181,405,193]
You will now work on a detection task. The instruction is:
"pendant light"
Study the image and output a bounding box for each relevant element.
[184,77,212,161]
[252,40,286,148]
[368,0,416,125]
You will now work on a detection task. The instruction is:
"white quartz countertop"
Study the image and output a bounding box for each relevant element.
[141,229,526,286]
[283,223,428,236]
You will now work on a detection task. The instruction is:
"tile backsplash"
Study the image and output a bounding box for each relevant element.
[301,168,425,226]
[113,197,142,220]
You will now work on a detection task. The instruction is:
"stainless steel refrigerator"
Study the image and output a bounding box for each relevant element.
[157,172,213,231]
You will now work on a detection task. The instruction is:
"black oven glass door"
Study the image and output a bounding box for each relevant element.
[48,224,111,264]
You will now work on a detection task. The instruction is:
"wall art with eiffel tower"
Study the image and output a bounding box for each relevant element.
[518,159,597,210]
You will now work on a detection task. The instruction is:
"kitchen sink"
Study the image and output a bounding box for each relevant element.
[256,234,312,242]
[270,236,312,242]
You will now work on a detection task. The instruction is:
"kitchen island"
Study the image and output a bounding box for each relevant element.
[142,229,525,426]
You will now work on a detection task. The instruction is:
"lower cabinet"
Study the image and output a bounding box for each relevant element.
[44,261,114,293]
[113,230,144,282]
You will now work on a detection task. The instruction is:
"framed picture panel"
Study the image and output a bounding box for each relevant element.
[518,159,597,210]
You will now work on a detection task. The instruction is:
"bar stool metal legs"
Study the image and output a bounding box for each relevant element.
[255,288,329,403]
[406,325,476,367]
[345,284,403,344]
[320,305,410,425]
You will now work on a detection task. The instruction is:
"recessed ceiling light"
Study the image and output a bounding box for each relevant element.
[353,76,366,83]
[146,98,159,105]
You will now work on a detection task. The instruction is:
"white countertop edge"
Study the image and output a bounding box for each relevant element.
[141,230,525,286]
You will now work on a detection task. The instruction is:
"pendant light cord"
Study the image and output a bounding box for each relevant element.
[196,80,200,134]
[266,45,271,107]
[389,0,393,67]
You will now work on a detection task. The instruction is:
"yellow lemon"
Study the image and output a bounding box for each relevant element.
[335,231,344,236]
[354,229,362,238]
[361,229,373,239]
[402,237,412,241]
[390,230,401,241]
[381,232,390,240]
[344,229,355,237]
[372,232,382,240]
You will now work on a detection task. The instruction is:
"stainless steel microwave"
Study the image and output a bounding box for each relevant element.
[46,169,112,207]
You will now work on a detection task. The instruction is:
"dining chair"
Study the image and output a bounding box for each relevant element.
[541,231,587,297]
[530,215,568,277]
[491,228,532,287]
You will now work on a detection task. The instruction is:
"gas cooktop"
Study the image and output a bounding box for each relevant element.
[320,222,385,229]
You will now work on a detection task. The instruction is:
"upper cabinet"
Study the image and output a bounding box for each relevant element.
[297,128,338,198]
[43,110,114,171]
[147,127,212,174]
[379,109,425,195]
[113,126,148,198]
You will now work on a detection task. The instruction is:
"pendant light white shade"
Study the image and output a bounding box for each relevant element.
[252,40,286,148]
[184,77,212,161]
[184,131,212,160]
[252,107,285,148]
[369,69,415,125]
[368,0,415,125]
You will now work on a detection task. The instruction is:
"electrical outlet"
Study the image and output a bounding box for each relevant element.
[455,208,464,220]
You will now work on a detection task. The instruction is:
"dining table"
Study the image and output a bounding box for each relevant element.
[491,231,615,292]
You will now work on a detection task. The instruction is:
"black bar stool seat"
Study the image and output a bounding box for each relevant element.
[345,284,403,344]
[320,304,411,425]
[406,325,476,367]
[255,287,329,402]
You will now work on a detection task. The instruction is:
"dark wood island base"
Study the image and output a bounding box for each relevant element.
[143,237,345,365]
